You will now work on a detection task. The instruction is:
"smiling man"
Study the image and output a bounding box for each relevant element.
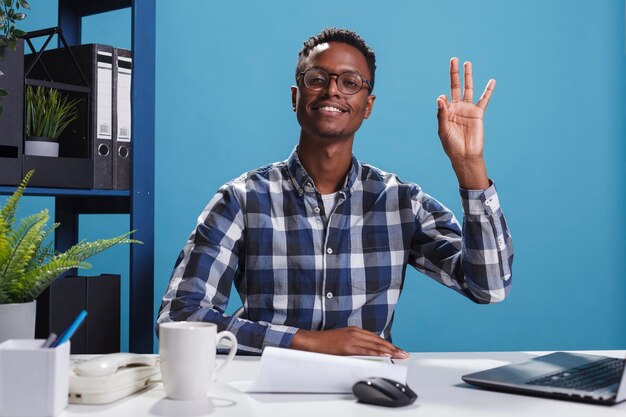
[157,28,513,359]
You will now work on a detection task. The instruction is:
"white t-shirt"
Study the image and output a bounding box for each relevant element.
[321,192,339,226]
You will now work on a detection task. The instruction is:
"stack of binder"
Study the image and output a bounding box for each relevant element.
[25,44,132,189]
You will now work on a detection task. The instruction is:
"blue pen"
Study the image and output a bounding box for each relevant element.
[53,310,88,347]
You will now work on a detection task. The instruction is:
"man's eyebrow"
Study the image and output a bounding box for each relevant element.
[306,65,366,77]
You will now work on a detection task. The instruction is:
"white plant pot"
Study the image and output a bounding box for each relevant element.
[0,300,37,343]
[24,136,59,157]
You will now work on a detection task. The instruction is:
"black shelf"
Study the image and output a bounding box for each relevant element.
[0,186,129,197]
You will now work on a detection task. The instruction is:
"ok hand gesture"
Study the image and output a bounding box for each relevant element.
[436,58,494,190]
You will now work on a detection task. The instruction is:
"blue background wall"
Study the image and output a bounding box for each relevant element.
[12,0,626,353]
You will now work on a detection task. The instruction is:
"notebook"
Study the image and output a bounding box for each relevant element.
[462,351,626,405]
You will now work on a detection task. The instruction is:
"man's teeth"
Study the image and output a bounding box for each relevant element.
[319,106,342,113]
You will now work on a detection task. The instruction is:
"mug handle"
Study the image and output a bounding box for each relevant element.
[214,331,238,377]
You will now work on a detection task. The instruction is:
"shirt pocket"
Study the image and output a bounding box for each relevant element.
[349,231,404,295]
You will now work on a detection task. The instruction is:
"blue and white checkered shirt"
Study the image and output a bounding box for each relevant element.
[157,148,514,354]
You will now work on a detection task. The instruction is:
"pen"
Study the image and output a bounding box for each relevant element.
[52,310,88,347]
[41,332,57,348]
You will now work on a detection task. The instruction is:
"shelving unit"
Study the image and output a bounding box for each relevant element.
[0,0,155,353]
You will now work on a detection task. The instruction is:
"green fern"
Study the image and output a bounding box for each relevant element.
[0,171,142,304]
[0,170,33,268]
[1,210,48,280]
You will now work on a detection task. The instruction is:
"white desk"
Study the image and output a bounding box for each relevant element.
[61,351,626,417]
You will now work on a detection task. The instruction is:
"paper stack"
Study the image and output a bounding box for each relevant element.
[244,347,408,393]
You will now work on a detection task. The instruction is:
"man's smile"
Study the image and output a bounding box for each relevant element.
[311,102,349,116]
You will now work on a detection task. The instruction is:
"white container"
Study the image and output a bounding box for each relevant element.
[0,339,70,417]
[24,137,59,157]
[0,300,37,343]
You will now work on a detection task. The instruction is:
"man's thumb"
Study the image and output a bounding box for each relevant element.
[437,96,448,131]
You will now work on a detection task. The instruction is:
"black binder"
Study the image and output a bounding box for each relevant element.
[113,48,132,190]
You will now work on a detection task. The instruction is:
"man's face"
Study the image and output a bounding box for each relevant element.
[291,42,376,141]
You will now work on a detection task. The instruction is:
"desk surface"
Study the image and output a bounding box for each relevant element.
[62,350,626,417]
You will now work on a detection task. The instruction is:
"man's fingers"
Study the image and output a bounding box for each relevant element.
[477,79,496,111]
[449,57,461,103]
[463,61,473,102]
[346,327,407,357]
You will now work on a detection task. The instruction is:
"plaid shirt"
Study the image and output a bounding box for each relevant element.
[157,149,514,354]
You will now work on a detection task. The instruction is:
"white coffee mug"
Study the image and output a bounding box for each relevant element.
[159,321,238,400]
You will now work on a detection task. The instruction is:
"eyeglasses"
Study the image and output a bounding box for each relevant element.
[297,68,372,95]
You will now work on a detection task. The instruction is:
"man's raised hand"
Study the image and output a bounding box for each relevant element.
[436,57,494,190]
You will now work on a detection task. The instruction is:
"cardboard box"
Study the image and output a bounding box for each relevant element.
[0,339,70,417]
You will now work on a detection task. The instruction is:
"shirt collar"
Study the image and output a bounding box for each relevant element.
[285,146,360,195]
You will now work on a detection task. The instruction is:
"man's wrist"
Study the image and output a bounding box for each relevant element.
[289,329,312,351]
[451,156,490,190]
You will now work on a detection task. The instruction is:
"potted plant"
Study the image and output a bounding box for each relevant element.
[24,85,82,157]
[0,170,142,342]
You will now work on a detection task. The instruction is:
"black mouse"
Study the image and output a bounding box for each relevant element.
[352,377,418,407]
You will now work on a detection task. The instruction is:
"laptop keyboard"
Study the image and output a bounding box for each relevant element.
[526,357,625,392]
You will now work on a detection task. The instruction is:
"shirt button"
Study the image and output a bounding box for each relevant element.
[326,292,333,299]
[326,248,333,254]
[314,207,320,214]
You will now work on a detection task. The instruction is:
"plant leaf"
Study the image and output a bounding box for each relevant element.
[4,254,92,303]
[1,211,48,280]
[0,170,33,230]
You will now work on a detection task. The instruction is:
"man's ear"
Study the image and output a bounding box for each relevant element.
[291,86,298,111]
[363,94,376,119]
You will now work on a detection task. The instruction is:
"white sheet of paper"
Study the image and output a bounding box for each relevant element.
[243,347,407,393]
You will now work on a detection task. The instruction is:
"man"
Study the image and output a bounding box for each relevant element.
[157,28,513,359]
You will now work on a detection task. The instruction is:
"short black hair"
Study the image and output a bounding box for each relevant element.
[296,28,377,93]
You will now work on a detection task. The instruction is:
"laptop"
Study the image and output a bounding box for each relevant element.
[462,352,626,405]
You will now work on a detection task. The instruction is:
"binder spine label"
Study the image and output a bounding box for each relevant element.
[96,51,113,141]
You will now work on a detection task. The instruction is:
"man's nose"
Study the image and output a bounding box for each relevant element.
[323,76,341,96]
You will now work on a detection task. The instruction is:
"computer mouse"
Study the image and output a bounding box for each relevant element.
[352,377,418,407]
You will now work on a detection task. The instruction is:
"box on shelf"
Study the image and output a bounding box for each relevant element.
[25,43,132,190]
[0,39,24,186]
[36,274,121,354]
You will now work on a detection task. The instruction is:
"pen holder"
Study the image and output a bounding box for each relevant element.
[0,339,70,417]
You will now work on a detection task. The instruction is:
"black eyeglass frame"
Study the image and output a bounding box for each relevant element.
[297,68,373,95]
